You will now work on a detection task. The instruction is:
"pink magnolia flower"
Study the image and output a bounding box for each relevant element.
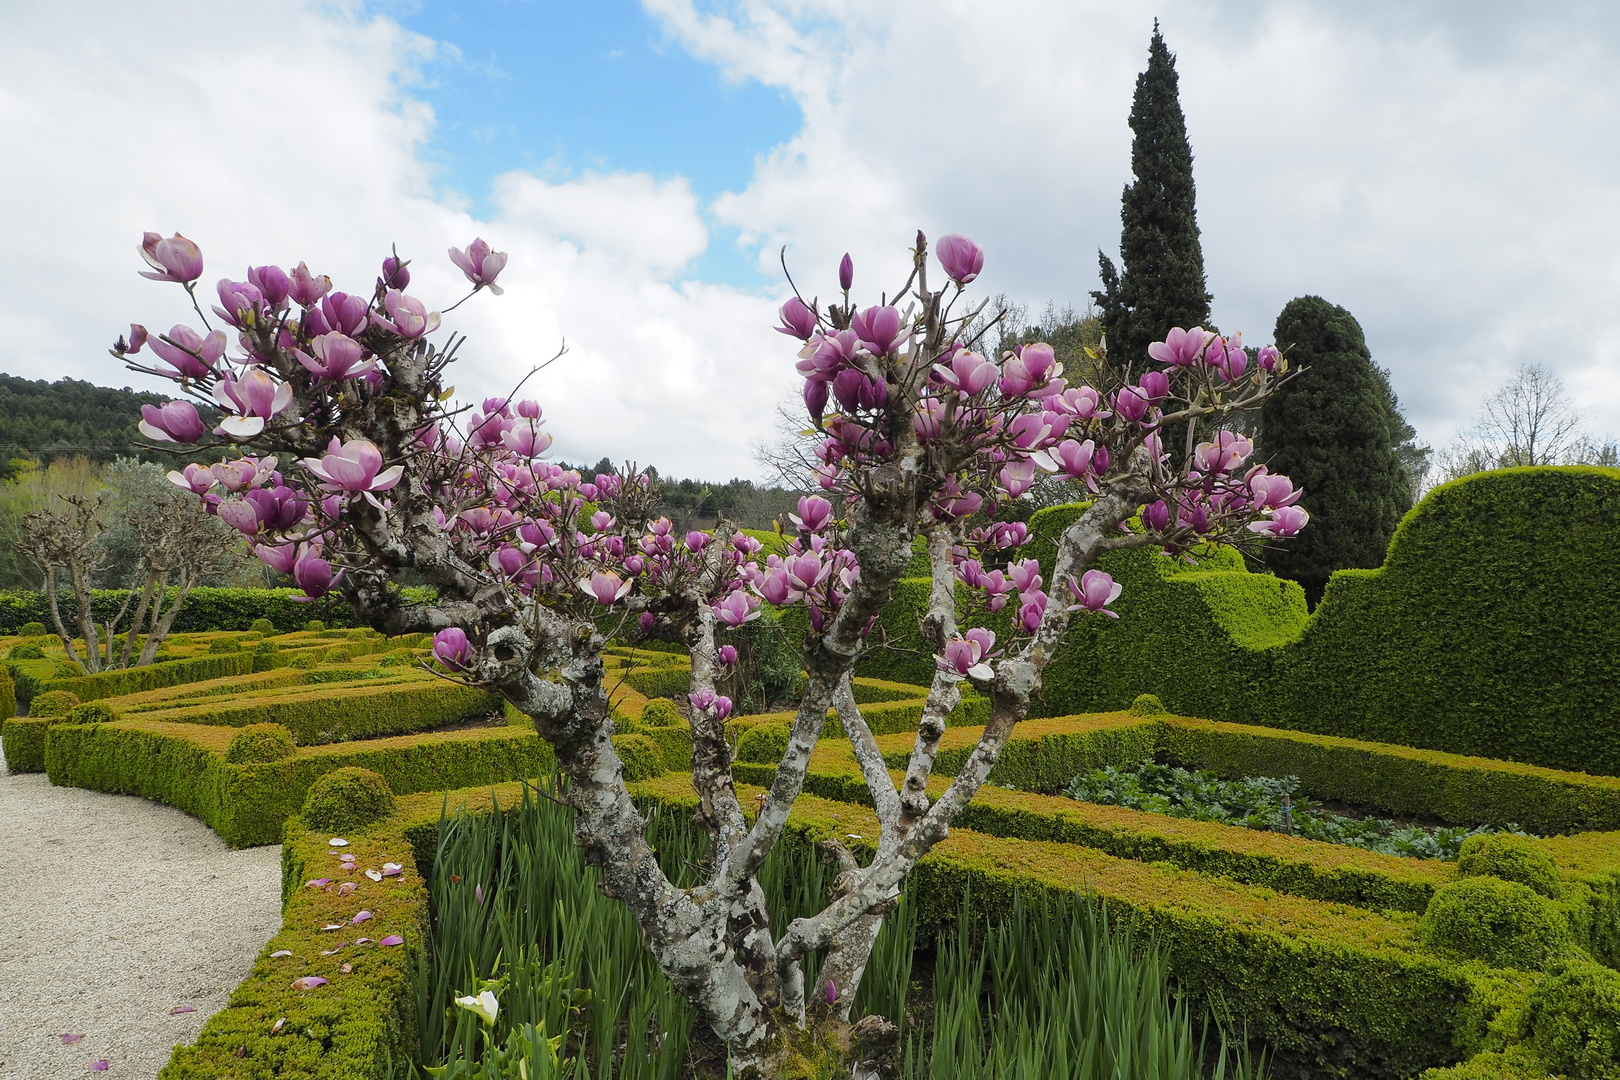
[1017,590,1048,633]
[139,400,205,444]
[939,626,998,680]
[380,255,410,290]
[753,568,799,606]
[1193,432,1254,476]
[999,459,1037,499]
[578,570,632,605]
[1008,559,1043,595]
[213,278,264,328]
[299,333,374,382]
[713,590,761,627]
[1114,385,1151,424]
[1139,369,1171,404]
[1147,326,1209,368]
[1250,504,1310,538]
[775,297,817,339]
[1257,345,1282,372]
[321,292,369,337]
[838,253,854,291]
[217,499,262,536]
[150,325,226,379]
[1052,438,1096,480]
[1141,499,1171,532]
[124,323,149,354]
[167,463,214,494]
[434,628,474,670]
[449,238,508,294]
[790,495,833,533]
[139,232,203,284]
[1068,570,1122,617]
[289,262,331,307]
[254,541,301,575]
[301,438,404,494]
[1247,468,1302,511]
[371,290,440,339]
[213,368,293,437]
[851,305,906,355]
[249,264,291,307]
[718,645,739,666]
[934,350,998,396]
[936,234,984,285]
[685,531,711,553]
[293,549,335,599]
[784,551,827,593]
[1017,343,1058,383]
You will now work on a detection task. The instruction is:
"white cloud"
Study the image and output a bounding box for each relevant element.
[0,0,788,479]
[649,0,1620,448]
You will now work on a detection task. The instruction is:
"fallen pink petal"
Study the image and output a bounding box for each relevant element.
[352,910,373,924]
[355,937,373,945]
[291,976,328,991]
[380,935,404,947]
[90,1062,109,1072]
[61,1034,84,1045]
[381,862,402,876]
[170,1005,196,1014]
[305,878,330,888]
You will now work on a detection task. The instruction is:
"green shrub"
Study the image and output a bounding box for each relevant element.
[624,667,692,702]
[301,766,396,832]
[1459,834,1565,899]
[53,659,83,678]
[1419,877,1572,970]
[305,620,325,632]
[250,618,276,634]
[0,664,13,722]
[288,651,319,669]
[1525,961,1620,1080]
[7,643,43,660]
[19,621,46,637]
[639,699,682,726]
[29,689,81,717]
[1129,693,1168,716]
[207,638,242,654]
[612,734,666,781]
[226,723,298,764]
[1419,1048,1552,1080]
[64,701,117,724]
[736,720,792,764]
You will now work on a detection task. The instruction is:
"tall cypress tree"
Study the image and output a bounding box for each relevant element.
[1092,22,1212,376]
[1258,296,1410,608]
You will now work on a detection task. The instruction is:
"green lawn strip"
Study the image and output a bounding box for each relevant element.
[45,718,554,846]
[629,774,1491,1080]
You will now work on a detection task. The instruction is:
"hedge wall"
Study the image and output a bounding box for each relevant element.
[41,651,260,701]
[0,587,368,633]
[869,468,1620,775]
[46,719,554,847]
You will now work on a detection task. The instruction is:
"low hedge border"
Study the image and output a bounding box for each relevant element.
[159,804,430,1078]
[45,718,555,847]
[39,651,260,701]
[2,715,53,771]
[628,774,1492,1080]
[135,678,502,746]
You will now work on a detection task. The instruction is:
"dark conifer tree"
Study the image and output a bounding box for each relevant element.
[1092,22,1212,377]
[1258,296,1411,608]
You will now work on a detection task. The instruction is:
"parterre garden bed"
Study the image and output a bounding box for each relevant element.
[6,630,1619,1080]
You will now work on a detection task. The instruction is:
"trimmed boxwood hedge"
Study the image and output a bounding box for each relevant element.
[42,652,259,701]
[0,587,369,634]
[46,719,555,847]
[159,813,428,1079]
[862,469,1620,776]
[136,678,501,745]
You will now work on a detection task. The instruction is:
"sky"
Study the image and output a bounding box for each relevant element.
[2,0,1617,480]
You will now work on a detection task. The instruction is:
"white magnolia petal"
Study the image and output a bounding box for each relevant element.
[138,420,175,443]
[220,415,266,438]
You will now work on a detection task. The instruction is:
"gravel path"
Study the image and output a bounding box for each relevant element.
[0,752,282,1079]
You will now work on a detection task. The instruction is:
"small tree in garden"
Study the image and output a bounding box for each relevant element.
[116,227,1305,1073]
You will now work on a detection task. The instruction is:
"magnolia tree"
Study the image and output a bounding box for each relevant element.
[115,229,1305,1072]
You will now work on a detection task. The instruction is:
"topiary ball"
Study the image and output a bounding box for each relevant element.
[1458,834,1565,899]
[29,690,81,718]
[226,723,298,764]
[304,620,326,633]
[639,699,683,727]
[1419,876,1572,970]
[736,720,793,764]
[64,701,118,725]
[288,651,320,670]
[1525,961,1620,1080]
[1128,693,1168,716]
[6,643,44,660]
[301,767,396,832]
[250,618,276,635]
[612,733,666,782]
[19,621,46,637]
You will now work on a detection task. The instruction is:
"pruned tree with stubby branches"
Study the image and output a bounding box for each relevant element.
[115,227,1307,1074]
